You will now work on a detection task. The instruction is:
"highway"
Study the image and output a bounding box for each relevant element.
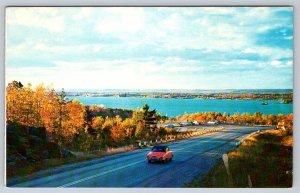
[9,125,273,187]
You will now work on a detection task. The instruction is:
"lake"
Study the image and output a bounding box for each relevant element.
[66,96,292,117]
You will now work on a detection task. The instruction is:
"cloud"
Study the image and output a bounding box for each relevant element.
[71,7,92,20]
[243,48,256,54]
[271,60,293,68]
[5,7,293,89]
[6,7,65,33]
[94,8,145,34]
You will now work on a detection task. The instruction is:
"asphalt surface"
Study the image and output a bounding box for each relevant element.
[9,125,273,187]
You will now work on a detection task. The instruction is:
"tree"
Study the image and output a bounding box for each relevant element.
[216,112,224,123]
[132,109,145,139]
[6,81,23,123]
[102,116,114,145]
[254,112,263,124]
[122,118,135,140]
[142,104,158,135]
[39,88,60,140]
[63,99,86,137]
[92,116,104,137]
[111,116,125,144]
[266,114,276,126]
[135,121,146,139]
[73,126,93,151]
[57,89,68,145]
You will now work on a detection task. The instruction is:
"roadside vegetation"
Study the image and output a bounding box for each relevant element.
[186,127,293,187]
[6,81,293,180]
[176,111,293,127]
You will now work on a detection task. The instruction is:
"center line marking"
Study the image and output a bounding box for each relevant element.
[58,130,239,187]
[59,160,144,187]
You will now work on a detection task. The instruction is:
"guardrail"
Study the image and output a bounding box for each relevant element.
[137,126,225,148]
[235,130,261,146]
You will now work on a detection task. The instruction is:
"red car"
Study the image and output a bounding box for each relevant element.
[147,145,173,163]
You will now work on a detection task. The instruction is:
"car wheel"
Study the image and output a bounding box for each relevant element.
[169,157,172,162]
[163,159,168,164]
[148,159,152,163]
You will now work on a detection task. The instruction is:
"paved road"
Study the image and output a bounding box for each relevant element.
[9,125,273,187]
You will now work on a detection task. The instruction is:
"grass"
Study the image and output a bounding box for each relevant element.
[186,129,293,188]
[7,146,137,180]
[6,151,104,180]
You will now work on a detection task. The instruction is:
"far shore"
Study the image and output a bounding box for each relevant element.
[65,92,293,103]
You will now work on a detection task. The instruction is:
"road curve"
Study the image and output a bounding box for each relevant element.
[9,125,273,187]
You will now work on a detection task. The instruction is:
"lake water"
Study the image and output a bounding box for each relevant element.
[67,96,292,117]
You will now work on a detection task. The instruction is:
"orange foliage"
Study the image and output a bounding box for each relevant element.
[91,116,104,130]
[6,81,86,145]
[110,116,125,143]
[62,99,86,137]
[122,118,135,138]
[6,82,44,127]
[175,111,292,127]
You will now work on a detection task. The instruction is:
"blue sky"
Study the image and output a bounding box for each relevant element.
[6,7,293,90]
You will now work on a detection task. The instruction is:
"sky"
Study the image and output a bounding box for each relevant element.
[5,7,293,90]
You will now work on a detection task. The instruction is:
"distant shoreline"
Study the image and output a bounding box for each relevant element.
[65,92,293,102]
[63,89,293,94]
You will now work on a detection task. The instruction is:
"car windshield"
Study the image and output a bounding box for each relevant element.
[151,146,166,152]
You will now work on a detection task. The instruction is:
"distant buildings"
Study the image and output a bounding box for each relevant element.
[207,121,219,125]
[180,121,193,126]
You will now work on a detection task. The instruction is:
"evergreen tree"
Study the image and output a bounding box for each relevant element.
[142,104,158,135]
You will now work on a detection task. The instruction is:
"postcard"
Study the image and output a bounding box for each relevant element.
[5,7,293,187]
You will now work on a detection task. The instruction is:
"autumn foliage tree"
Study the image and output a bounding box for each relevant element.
[6,81,87,149]
[7,81,44,127]
[6,81,293,152]
[122,118,135,141]
[176,111,292,127]
[110,115,126,144]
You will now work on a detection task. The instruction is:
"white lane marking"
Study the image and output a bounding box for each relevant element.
[171,132,231,152]
[170,131,228,148]
[59,160,144,187]
[174,132,236,152]
[58,129,236,187]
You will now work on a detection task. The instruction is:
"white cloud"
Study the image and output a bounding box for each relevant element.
[72,7,92,20]
[5,7,293,89]
[6,7,65,33]
[6,41,106,60]
[286,60,293,66]
[94,8,145,34]
[161,14,179,30]
[201,7,238,15]
[256,47,293,60]
[284,36,293,40]
[270,60,293,68]
[271,60,281,66]
[53,57,203,74]
[33,43,105,54]
[243,48,256,54]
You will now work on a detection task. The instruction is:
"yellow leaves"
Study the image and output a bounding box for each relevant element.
[6,81,87,145]
[111,123,125,143]
[100,116,128,143]
[122,118,135,138]
[61,99,86,138]
[6,82,43,127]
[92,116,104,130]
